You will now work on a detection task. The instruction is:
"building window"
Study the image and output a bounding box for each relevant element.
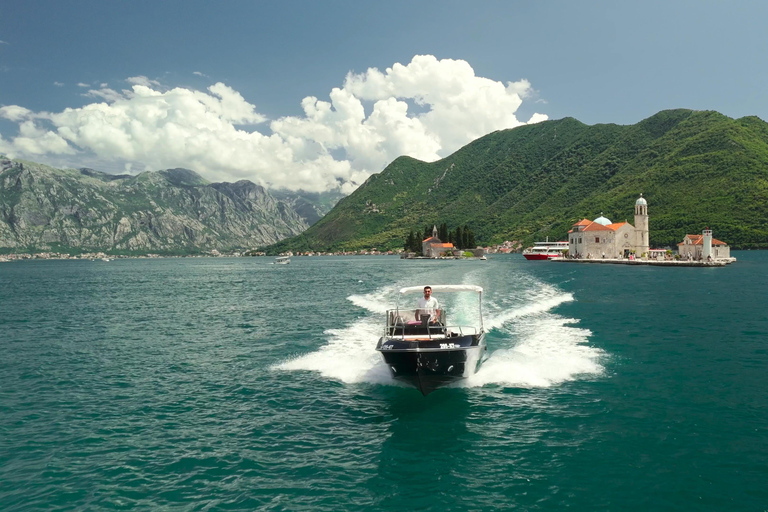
[595,237,600,243]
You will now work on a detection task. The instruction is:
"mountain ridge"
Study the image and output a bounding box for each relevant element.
[267,109,768,253]
[0,158,309,254]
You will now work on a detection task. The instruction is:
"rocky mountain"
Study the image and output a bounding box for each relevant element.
[267,109,768,253]
[269,189,346,225]
[0,158,309,254]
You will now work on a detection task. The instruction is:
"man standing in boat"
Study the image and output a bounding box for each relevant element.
[416,286,440,324]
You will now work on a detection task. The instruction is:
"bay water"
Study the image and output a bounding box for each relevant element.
[1,253,766,510]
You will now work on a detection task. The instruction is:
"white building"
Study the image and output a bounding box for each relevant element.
[677,229,731,260]
[568,195,650,259]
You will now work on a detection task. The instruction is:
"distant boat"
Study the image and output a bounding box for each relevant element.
[480,255,487,261]
[522,240,568,260]
[275,256,291,265]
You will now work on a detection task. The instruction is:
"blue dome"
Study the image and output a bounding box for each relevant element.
[636,194,647,206]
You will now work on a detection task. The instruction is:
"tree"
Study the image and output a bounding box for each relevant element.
[454,226,463,249]
[467,227,476,249]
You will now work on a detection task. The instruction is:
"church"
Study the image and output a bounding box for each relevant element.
[568,195,650,259]
[421,226,454,258]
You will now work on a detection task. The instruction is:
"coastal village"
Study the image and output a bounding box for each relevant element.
[0,195,734,264]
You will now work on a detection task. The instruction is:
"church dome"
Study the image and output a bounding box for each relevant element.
[636,194,647,206]
[593,215,612,226]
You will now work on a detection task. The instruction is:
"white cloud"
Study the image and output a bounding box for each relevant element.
[527,113,549,124]
[0,55,547,192]
[126,75,161,88]
[83,87,124,102]
[0,105,34,122]
[77,82,90,87]
[54,81,65,87]
[193,71,209,78]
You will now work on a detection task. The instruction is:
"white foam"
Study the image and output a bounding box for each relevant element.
[464,315,604,389]
[347,287,393,315]
[274,316,392,384]
[274,276,606,390]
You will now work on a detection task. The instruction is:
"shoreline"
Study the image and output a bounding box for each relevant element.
[551,257,735,267]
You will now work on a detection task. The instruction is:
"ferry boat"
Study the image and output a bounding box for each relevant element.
[274,256,291,265]
[522,240,569,260]
[375,285,487,396]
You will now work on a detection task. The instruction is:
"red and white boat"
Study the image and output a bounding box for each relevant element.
[522,240,569,260]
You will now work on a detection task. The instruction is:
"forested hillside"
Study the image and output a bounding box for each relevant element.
[269,109,768,252]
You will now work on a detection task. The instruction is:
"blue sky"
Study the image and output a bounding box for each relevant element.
[1,0,766,192]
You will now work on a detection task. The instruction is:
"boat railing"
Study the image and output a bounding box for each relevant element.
[385,309,477,339]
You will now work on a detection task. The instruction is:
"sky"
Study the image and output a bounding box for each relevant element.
[1,0,767,193]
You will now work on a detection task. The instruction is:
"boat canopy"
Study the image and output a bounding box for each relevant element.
[398,284,483,295]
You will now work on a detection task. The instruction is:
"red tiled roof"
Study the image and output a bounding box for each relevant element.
[677,235,728,246]
[582,222,613,232]
[573,219,592,226]
[430,243,454,248]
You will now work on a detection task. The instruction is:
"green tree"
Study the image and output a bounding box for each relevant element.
[404,231,414,252]
[455,226,463,249]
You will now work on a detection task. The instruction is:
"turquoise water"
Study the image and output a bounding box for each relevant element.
[1,253,767,511]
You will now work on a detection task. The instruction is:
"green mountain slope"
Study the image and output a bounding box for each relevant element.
[269,109,768,252]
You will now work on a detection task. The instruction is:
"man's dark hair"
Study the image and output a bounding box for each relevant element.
[424,286,432,291]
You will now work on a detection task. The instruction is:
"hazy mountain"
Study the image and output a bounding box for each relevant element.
[267,109,768,253]
[0,158,308,254]
[269,189,346,226]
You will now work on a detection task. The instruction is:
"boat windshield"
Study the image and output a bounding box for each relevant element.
[392,285,484,333]
[385,308,480,338]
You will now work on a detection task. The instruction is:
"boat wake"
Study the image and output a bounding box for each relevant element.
[274,277,605,390]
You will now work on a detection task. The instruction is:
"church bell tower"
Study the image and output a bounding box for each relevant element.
[634,194,649,256]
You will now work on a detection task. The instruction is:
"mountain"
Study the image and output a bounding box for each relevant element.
[269,189,345,226]
[0,158,308,254]
[268,109,768,253]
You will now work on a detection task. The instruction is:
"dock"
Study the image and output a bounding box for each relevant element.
[551,258,734,267]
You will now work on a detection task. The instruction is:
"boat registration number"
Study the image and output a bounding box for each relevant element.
[440,343,457,349]
[381,344,394,350]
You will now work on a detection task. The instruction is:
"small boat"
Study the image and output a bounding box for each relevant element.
[480,255,487,260]
[275,256,291,265]
[375,285,487,395]
[522,240,568,260]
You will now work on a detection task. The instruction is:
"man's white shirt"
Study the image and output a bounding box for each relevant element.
[417,296,439,320]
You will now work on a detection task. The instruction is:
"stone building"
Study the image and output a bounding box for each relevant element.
[422,226,455,258]
[568,195,650,259]
[677,229,731,260]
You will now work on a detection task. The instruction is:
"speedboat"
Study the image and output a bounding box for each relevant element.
[522,240,568,260]
[275,256,291,265]
[375,285,487,395]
